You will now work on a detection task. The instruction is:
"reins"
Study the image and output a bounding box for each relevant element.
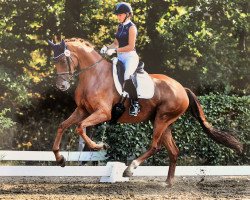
[72,57,104,78]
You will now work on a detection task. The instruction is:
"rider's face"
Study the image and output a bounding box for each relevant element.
[116,13,127,23]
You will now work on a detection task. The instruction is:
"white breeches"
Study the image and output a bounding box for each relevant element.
[117,51,139,80]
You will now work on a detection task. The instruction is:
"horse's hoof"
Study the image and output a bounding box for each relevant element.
[123,169,133,177]
[58,155,66,167]
[159,182,168,187]
[166,183,173,188]
[103,143,110,150]
[97,142,110,150]
[166,180,173,188]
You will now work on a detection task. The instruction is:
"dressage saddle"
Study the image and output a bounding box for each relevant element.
[109,60,145,124]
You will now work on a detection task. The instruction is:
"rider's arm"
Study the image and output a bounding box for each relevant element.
[117,25,137,53]
[107,38,119,49]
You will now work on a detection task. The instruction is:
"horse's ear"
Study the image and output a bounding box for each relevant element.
[48,40,55,47]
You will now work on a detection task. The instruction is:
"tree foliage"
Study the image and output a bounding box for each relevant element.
[156,0,249,94]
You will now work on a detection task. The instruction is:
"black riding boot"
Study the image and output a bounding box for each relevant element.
[129,99,140,116]
[123,79,141,116]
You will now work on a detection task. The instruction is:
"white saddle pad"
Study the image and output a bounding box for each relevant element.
[112,58,155,99]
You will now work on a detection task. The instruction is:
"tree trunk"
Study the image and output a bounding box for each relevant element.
[63,0,82,38]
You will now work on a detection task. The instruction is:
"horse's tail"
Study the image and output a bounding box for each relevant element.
[185,88,243,154]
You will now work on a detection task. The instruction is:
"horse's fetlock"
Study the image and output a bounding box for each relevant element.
[131,160,139,168]
[53,149,59,154]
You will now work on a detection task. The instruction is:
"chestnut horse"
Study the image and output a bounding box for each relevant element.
[48,38,242,186]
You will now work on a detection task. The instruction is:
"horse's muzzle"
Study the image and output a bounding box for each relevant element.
[56,74,71,91]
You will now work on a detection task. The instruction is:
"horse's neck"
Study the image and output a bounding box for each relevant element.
[77,52,112,92]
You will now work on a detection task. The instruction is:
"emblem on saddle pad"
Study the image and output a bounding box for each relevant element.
[112,57,155,99]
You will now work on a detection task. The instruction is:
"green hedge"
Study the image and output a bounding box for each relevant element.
[94,94,249,165]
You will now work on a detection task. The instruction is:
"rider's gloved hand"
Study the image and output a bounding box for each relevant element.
[106,48,117,56]
[100,45,108,54]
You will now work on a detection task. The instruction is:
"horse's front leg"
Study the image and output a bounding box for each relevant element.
[76,108,111,150]
[52,107,87,166]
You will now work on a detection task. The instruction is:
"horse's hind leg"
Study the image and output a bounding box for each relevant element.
[123,114,174,178]
[160,128,179,187]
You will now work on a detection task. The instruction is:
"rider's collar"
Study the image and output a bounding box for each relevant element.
[121,19,131,26]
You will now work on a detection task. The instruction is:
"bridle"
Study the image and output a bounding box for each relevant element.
[53,46,104,81]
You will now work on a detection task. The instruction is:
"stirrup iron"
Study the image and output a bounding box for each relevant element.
[129,100,140,116]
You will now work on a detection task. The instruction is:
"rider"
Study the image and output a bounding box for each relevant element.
[100,2,140,116]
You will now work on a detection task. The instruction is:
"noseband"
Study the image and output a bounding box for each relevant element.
[53,46,104,81]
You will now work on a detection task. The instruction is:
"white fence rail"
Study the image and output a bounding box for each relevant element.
[0,150,107,161]
[0,151,249,183]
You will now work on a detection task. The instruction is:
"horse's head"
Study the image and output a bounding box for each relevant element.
[49,38,105,91]
[48,39,79,91]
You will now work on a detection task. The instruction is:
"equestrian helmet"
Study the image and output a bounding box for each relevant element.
[114,2,133,15]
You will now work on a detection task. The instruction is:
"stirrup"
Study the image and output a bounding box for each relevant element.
[129,101,140,116]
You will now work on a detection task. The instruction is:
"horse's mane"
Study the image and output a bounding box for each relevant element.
[65,38,95,49]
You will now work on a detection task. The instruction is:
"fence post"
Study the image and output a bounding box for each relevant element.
[100,162,129,183]
[78,135,85,151]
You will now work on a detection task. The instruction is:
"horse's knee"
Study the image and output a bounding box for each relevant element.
[57,123,66,133]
